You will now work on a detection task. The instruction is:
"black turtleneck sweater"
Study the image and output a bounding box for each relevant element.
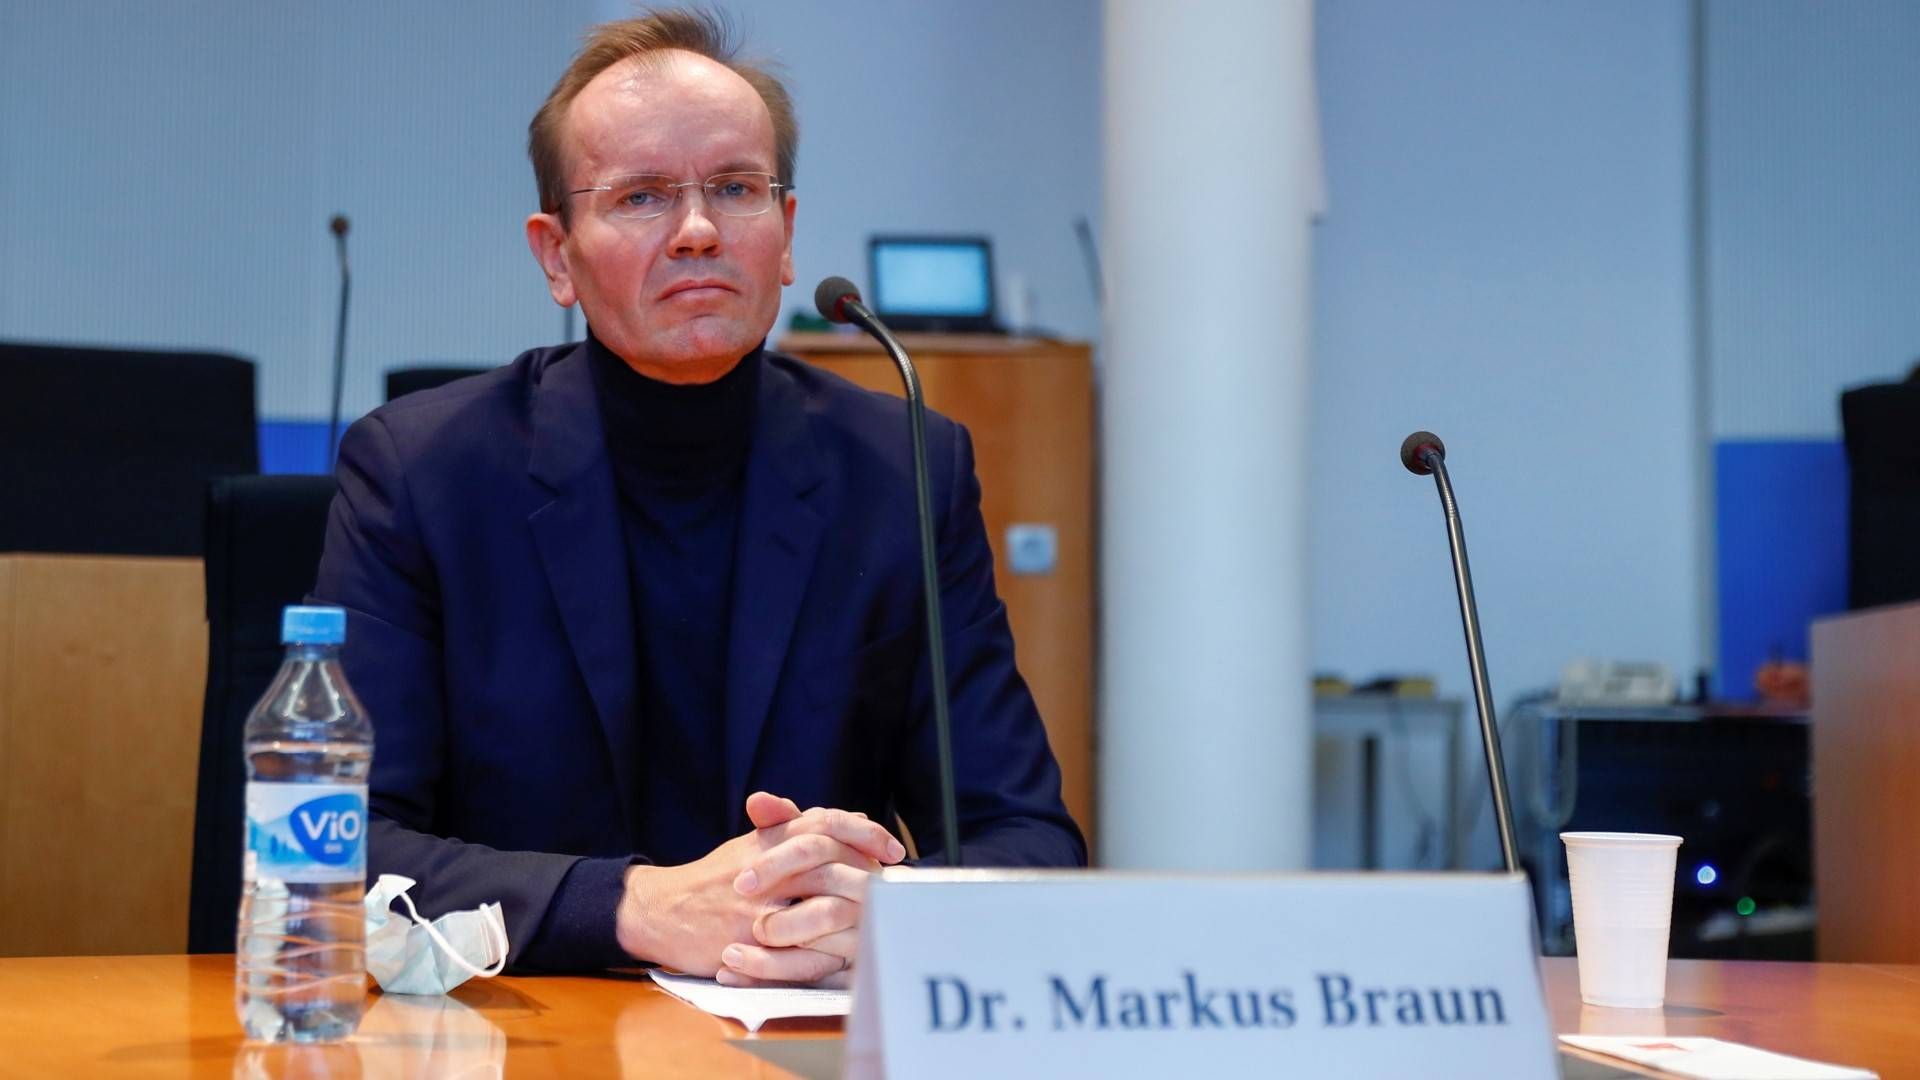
[517,336,760,971]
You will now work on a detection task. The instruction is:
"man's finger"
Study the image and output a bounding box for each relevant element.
[744,791,803,831]
[765,859,872,904]
[794,927,859,961]
[734,832,860,896]
[719,942,847,986]
[716,966,853,990]
[737,810,902,895]
[773,808,904,866]
[753,894,858,948]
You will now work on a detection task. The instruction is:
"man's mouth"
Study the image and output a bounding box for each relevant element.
[660,279,735,300]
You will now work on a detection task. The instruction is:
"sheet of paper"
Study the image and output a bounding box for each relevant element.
[647,971,851,1033]
[1559,1035,1877,1080]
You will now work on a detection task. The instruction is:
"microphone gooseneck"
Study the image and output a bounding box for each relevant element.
[815,276,964,868]
[1073,216,1104,313]
[1401,430,1520,875]
[327,214,353,467]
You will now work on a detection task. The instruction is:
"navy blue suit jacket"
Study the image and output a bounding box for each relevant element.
[313,342,1084,964]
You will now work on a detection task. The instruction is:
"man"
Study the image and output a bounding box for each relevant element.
[314,9,1084,986]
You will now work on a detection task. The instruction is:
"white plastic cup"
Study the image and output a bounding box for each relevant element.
[1561,832,1683,1008]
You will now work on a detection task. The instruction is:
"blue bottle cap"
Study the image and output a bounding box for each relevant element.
[282,605,347,645]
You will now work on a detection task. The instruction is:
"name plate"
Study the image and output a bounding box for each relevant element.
[846,869,1556,1079]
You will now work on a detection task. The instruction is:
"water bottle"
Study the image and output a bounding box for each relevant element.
[236,605,374,1042]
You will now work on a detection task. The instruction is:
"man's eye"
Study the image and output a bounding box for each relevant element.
[718,181,752,198]
[620,188,668,207]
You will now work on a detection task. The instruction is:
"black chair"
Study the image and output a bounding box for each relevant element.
[385,365,489,402]
[188,474,338,953]
[1840,381,1920,610]
[0,341,257,555]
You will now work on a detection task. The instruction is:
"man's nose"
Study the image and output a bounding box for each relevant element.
[667,191,722,258]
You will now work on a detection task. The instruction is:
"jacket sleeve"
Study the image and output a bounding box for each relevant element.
[312,413,631,970]
[895,420,1088,868]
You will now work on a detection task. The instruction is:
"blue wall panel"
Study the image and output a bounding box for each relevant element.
[259,420,333,476]
[1714,440,1849,699]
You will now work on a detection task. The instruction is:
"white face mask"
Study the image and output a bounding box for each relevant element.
[364,873,508,995]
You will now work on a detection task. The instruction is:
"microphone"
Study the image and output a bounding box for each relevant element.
[1072,216,1104,313]
[1400,431,1521,875]
[815,276,963,868]
[813,276,867,327]
[327,215,352,467]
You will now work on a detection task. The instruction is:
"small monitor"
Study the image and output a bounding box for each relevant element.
[868,236,1001,333]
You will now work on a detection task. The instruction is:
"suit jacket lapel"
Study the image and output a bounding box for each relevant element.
[526,342,641,832]
[723,358,826,825]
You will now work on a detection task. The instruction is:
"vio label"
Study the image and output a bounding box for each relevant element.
[291,792,364,865]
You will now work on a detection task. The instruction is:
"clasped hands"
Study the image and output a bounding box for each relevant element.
[615,791,905,988]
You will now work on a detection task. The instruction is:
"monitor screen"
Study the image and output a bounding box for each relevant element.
[871,240,993,318]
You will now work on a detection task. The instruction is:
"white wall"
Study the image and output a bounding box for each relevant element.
[1310,0,1702,705]
[1706,0,1920,439]
[664,0,1104,345]
[0,2,594,421]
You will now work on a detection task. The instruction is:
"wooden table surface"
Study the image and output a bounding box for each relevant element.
[1542,958,1920,1077]
[1,954,1915,1077]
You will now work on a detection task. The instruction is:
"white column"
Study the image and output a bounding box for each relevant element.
[1099,0,1317,869]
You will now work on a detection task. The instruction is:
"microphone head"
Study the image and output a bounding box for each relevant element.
[329,214,350,237]
[1400,430,1446,475]
[814,276,862,324]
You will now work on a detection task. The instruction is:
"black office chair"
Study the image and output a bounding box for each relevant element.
[0,341,257,555]
[187,474,338,953]
[385,365,489,402]
[1840,380,1920,610]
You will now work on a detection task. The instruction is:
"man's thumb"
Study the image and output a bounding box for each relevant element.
[744,790,803,830]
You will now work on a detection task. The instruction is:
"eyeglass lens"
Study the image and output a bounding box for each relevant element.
[600,172,776,219]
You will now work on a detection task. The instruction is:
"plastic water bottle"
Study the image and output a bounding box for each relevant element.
[236,605,374,1042]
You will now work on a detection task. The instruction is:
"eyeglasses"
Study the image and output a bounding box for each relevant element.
[565,171,788,220]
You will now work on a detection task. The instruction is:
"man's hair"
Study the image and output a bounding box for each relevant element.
[528,8,798,216]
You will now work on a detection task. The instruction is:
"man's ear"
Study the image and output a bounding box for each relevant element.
[779,192,797,287]
[525,212,576,308]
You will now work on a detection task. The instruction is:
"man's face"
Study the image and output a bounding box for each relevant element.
[527,51,795,384]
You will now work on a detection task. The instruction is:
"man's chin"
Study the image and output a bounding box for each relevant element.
[619,341,756,385]
[598,313,774,382]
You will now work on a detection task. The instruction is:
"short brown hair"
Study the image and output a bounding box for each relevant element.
[528,8,798,215]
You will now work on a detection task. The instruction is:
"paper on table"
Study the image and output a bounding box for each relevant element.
[647,971,851,1033]
[1559,1035,1877,1080]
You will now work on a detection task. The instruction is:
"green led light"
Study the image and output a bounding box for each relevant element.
[1736,897,1757,916]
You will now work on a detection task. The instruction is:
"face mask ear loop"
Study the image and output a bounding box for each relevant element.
[483,904,509,971]
[388,888,508,980]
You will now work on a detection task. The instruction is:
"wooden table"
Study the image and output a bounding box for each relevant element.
[0,954,828,1077]
[1543,958,1920,1077]
[2,955,1915,1077]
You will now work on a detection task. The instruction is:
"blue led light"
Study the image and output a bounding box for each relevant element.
[1696,864,1718,886]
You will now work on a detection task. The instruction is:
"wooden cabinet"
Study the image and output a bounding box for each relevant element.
[779,334,1097,846]
[1811,601,1920,962]
[0,555,206,955]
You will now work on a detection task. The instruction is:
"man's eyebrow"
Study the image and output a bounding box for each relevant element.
[599,160,774,179]
[706,159,776,176]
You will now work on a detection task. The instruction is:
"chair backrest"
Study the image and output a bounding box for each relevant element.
[0,341,257,555]
[1840,382,1920,610]
[385,365,488,402]
[188,474,337,953]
